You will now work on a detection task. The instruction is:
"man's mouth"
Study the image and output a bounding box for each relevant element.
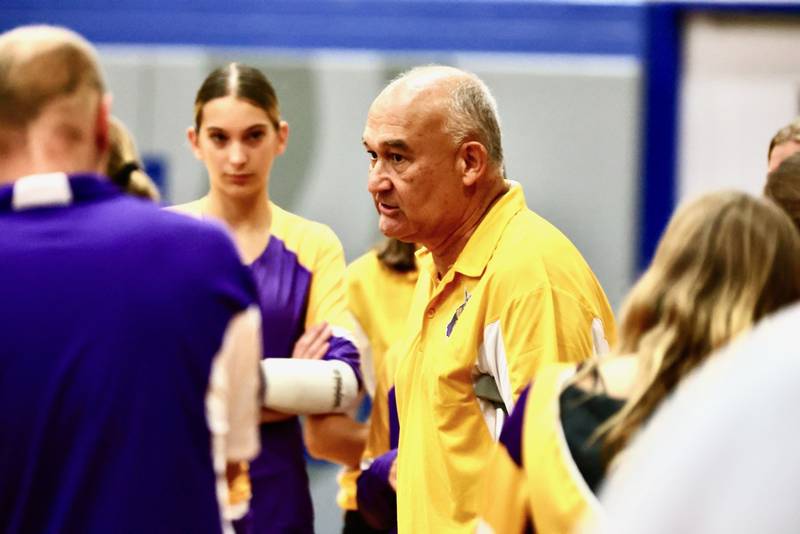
[377,201,399,215]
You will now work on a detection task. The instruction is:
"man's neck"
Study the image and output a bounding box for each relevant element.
[0,161,101,187]
[0,141,38,185]
[429,179,509,277]
[0,171,23,187]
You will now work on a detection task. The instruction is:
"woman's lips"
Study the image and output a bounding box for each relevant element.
[228,173,253,184]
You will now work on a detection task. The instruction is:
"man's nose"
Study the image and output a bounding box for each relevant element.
[367,161,391,194]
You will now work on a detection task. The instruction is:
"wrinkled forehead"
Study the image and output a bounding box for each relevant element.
[365,84,448,139]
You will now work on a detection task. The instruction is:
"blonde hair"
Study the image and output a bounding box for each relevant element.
[0,25,104,129]
[106,116,160,202]
[600,191,800,461]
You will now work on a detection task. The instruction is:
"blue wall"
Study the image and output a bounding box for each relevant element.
[1,1,646,55]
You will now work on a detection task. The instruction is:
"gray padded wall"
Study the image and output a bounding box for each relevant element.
[100,47,640,310]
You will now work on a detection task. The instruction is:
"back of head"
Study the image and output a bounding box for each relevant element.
[0,25,106,182]
[106,116,160,201]
[767,117,800,171]
[768,117,800,159]
[764,151,800,233]
[604,190,800,459]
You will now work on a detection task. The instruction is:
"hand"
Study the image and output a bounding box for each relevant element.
[292,322,332,360]
[389,457,397,491]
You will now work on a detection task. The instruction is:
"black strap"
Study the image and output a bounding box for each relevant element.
[474,373,507,415]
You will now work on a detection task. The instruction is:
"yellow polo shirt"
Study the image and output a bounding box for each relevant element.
[337,250,417,511]
[393,182,616,533]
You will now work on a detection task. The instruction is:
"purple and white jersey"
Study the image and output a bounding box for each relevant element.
[0,174,259,534]
[245,203,360,534]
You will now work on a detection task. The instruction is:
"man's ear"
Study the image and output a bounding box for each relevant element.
[187,126,202,160]
[95,93,112,154]
[459,141,488,187]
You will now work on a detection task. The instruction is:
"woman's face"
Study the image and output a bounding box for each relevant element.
[188,95,288,199]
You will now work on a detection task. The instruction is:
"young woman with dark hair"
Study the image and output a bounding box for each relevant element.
[173,63,361,534]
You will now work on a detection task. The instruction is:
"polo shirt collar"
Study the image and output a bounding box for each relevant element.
[416,180,526,280]
[0,173,119,212]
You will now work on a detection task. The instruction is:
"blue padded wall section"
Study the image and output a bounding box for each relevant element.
[638,3,680,272]
[0,1,646,55]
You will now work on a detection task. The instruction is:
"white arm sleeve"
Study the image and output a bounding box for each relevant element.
[261,358,360,415]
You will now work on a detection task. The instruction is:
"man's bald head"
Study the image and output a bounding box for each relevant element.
[0,25,109,182]
[379,65,468,100]
[375,65,504,173]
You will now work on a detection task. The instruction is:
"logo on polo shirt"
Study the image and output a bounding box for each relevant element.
[446,289,472,337]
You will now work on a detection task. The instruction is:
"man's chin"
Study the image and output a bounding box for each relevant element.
[378,220,412,241]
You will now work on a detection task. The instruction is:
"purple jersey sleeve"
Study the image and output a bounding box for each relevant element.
[388,386,399,449]
[499,383,531,468]
[355,385,401,530]
[324,333,363,390]
[356,448,398,531]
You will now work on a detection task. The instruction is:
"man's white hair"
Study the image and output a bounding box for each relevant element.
[391,65,504,172]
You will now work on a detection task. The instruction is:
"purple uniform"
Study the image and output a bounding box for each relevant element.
[245,203,360,533]
[0,174,259,534]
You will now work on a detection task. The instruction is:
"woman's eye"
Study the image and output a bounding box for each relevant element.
[249,131,265,141]
[210,133,227,143]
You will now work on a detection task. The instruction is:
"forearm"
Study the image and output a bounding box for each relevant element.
[260,407,294,423]
[303,413,368,468]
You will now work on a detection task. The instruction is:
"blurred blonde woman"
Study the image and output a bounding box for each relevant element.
[106,116,160,201]
[479,190,800,534]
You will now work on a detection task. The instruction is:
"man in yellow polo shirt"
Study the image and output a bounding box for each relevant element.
[361,65,616,533]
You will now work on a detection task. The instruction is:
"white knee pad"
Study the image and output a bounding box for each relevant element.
[260,358,360,414]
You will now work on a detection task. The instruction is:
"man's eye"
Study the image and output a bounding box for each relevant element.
[391,154,404,163]
[367,151,377,161]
